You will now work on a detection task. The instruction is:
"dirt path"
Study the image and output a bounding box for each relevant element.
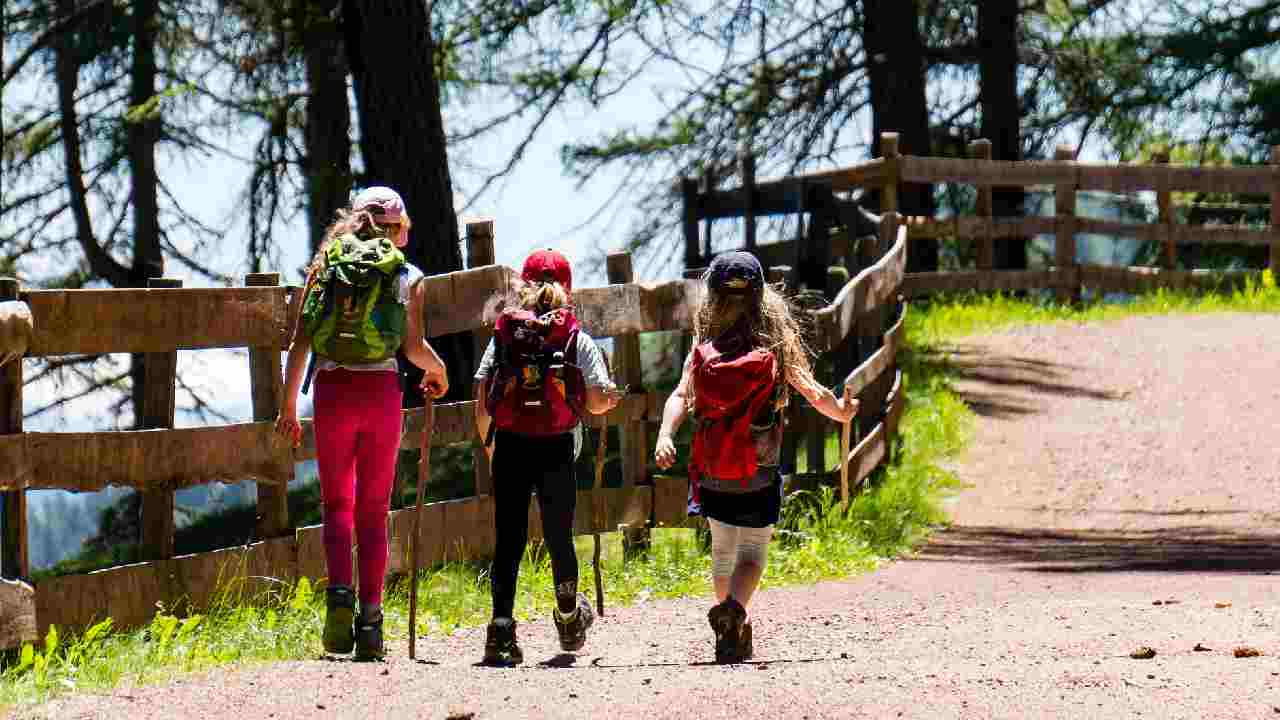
[27,313,1280,719]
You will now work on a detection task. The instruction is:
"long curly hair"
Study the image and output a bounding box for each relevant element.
[689,280,819,412]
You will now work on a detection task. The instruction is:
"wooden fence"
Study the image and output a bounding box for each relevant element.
[0,213,908,648]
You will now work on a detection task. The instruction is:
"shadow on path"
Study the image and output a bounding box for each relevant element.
[917,524,1280,574]
[907,345,1124,420]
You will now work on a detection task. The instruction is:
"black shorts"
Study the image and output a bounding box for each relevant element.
[694,471,784,528]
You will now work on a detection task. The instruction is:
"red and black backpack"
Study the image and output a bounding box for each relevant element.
[688,333,779,490]
[485,306,586,439]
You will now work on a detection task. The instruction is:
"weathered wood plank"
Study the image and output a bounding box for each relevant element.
[899,155,1279,194]
[843,304,906,398]
[699,160,887,220]
[844,370,905,488]
[0,423,292,492]
[900,269,1073,298]
[0,279,26,581]
[0,578,35,650]
[901,215,1057,240]
[812,224,907,351]
[970,140,995,270]
[23,287,286,356]
[246,273,291,539]
[139,278,181,561]
[420,265,518,339]
[573,279,702,338]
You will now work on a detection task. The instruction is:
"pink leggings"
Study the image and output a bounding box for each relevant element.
[313,368,403,606]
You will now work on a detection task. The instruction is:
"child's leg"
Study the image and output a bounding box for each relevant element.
[313,371,361,590]
[707,518,740,603]
[532,434,578,613]
[727,525,773,611]
[490,432,535,619]
[351,372,403,610]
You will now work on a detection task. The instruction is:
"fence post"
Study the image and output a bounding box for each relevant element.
[1054,145,1079,304]
[246,272,292,539]
[700,168,716,259]
[1270,146,1280,273]
[970,139,994,271]
[465,220,496,496]
[1154,149,1175,273]
[139,278,182,561]
[0,278,27,580]
[740,150,757,250]
[606,251,649,553]
[681,178,701,270]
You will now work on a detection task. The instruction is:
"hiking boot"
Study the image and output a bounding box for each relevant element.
[738,621,753,661]
[354,608,385,661]
[553,592,595,652]
[323,586,356,655]
[483,617,524,666]
[708,597,747,663]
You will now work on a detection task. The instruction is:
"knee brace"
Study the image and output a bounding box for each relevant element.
[733,526,773,569]
[708,519,739,578]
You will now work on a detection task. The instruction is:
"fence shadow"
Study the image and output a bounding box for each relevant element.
[917,524,1280,573]
[907,344,1123,419]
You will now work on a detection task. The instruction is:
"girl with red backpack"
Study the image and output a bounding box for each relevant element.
[473,249,621,665]
[275,186,449,660]
[654,251,858,663]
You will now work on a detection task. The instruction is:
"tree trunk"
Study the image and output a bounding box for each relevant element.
[862,0,936,272]
[127,0,164,425]
[300,0,352,256]
[343,0,468,403]
[979,0,1026,270]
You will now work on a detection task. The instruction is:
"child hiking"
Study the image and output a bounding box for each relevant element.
[473,249,621,665]
[275,186,448,660]
[654,251,858,663]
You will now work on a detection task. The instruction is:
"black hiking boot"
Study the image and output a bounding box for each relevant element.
[708,597,747,663]
[483,617,524,666]
[738,620,753,661]
[323,586,356,655]
[354,608,385,661]
[553,592,596,652]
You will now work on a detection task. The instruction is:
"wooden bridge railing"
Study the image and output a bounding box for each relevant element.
[0,211,909,647]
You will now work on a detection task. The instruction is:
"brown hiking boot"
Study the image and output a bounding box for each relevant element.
[482,617,524,666]
[553,592,595,652]
[738,620,753,660]
[707,597,747,663]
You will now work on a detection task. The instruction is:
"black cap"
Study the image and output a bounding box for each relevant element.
[707,251,764,296]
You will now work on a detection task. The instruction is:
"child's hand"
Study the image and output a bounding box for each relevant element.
[274,405,302,448]
[654,434,678,470]
[421,369,448,399]
[834,392,860,424]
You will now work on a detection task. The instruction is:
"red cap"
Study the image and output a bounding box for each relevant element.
[521,249,572,292]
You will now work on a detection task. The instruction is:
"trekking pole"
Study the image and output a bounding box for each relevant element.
[592,421,607,617]
[409,397,434,660]
[838,384,854,505]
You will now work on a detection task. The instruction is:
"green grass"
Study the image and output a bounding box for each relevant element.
[20,269,1273,710]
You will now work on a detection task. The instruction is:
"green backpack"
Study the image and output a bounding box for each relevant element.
[301,230,408,365]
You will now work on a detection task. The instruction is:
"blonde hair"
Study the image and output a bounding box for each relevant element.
[689,282,818,411]
[306,207,412,277]
[515,280,570,314]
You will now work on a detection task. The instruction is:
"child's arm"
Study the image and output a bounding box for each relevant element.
[474,376,493,461]
[654,352,694,470]
[786,365,858,424]
[276,276,314,447]
[404,278,448,398]
[580,335,621,415]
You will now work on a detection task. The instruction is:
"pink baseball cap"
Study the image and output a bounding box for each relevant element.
[352,186,406,224]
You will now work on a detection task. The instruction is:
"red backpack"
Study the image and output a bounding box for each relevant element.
[689,335,779,491]
[485,307,586,438]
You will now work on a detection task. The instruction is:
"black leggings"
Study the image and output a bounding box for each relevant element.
[490,430,579,619]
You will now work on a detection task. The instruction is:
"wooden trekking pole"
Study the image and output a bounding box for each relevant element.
[838,384,855,505]
[409,398,434,660]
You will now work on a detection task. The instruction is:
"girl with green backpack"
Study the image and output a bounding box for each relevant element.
[275,186,448,660]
